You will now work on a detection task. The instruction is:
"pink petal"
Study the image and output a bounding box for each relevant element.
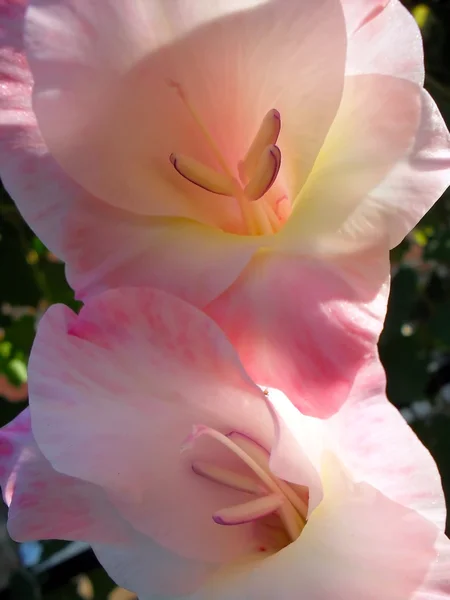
[207,246,389,418]
[1,409,216,597]
[0,0,257,305]
[63,200,258,307]
[197,454,439,600]
[355,90,450,249]
[285,73,421,243]
[26,0,347,218]
[0,0,73,257]
[413,533,450,600]
[0,1,257,308]
[340,0,388,35]
[0,408,130,543]
[92,532,214,599]
[345,0,424,84]
[0,31,256,310]
[0,2,110,263]
[28,288,275,563]
[327,359,447,531]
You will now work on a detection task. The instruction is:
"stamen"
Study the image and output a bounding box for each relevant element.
[191,461,263,494]
[244,145,281,202]
[168,79,255,235]
[183,425,302,541]
[167,79,234,181]
[239,109,281,182]
[213,493,284,526]
[168,81,287,237]
[227,432,271,465]
[228,432,308,520]
[169,154,234,196]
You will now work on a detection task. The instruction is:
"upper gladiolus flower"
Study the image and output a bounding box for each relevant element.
[1,0,450,415]
[0,287,449,599]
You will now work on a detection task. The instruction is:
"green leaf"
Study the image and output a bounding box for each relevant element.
[5,357,28,385]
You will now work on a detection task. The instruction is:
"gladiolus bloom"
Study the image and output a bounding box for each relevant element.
[0,288,449,599]
[1,0,450,415]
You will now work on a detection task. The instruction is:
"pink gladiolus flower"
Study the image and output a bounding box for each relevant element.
[1,0,450,415]
[0,287,449,599]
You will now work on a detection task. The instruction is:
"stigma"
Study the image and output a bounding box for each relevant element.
[168,80,287,236]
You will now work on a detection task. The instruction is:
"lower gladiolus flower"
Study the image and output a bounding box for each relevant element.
[0,288,448,599]
[1,0,450,416]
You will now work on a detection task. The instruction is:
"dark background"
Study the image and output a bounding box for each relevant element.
[1,1,450,598]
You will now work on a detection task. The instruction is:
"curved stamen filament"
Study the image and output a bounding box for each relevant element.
[191,461,263,494]
[213,493,284,526]
[182,425,303,541]
[228,432,308,520]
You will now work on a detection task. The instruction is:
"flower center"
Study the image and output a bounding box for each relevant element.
[182,425,308,552]
[168,80,289,236]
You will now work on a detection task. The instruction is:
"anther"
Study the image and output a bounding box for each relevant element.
[170,153,234,196]
[239,109,281,182]
[244,145,281,201]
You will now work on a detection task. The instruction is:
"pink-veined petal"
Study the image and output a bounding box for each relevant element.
[206,246,389,418]
[28,288,274,563]
[340,0,388,35]
[194,454,438,600]
[26,0,347,219]
[0,0,76,257]
[285,74,421,244]
[1,410,216,598]
[328,359,446,531]
[345,0,424,84]
[0,409,130,543]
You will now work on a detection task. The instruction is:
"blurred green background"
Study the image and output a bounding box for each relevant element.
[1,1,450,598]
